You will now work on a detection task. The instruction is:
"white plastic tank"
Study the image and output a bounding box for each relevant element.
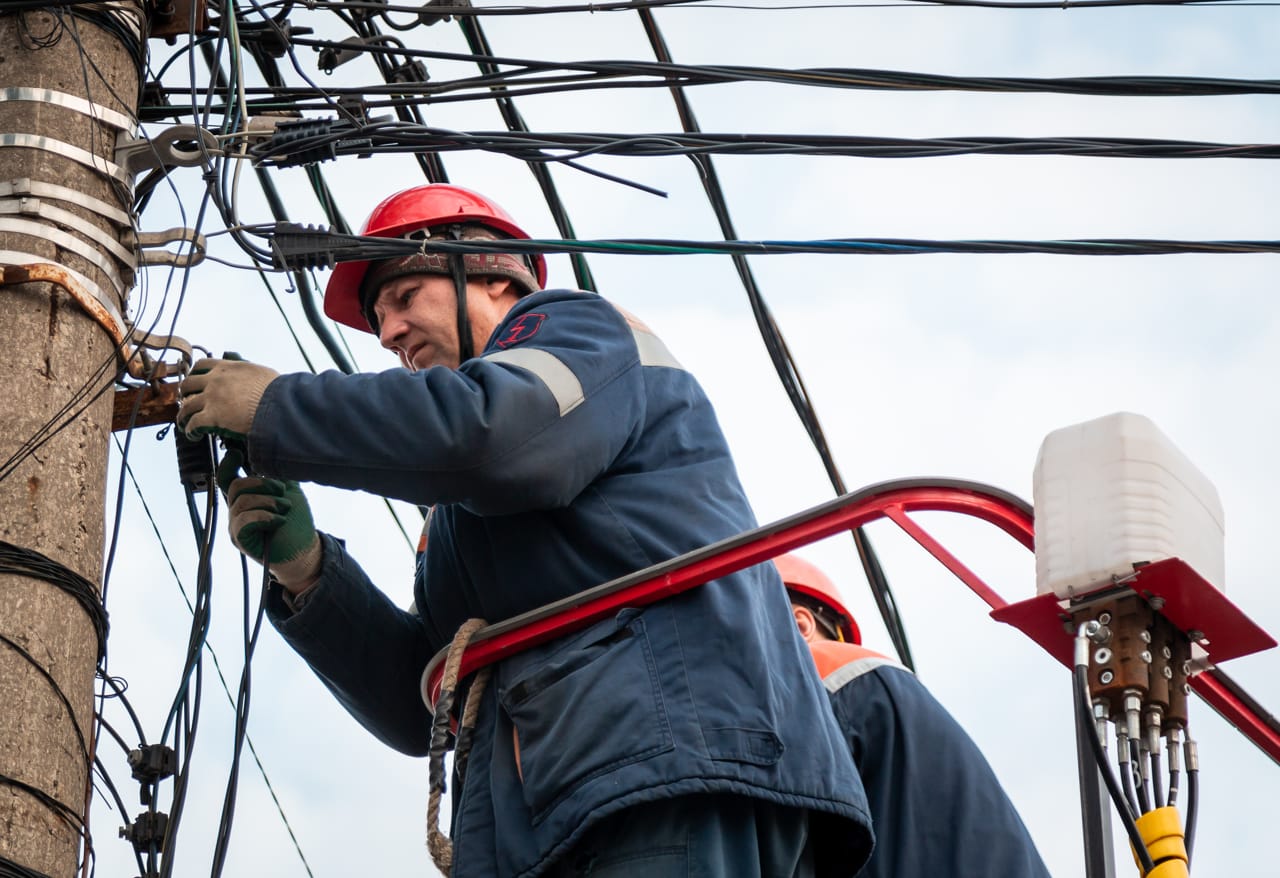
[1033,412,1224,598]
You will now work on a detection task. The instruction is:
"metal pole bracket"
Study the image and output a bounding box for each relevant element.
[115,125,218,175]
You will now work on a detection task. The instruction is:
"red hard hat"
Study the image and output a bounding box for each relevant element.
[323,184,548,332]
[774,553,861,644]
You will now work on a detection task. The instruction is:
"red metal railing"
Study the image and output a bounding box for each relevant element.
[421,477,1280,764]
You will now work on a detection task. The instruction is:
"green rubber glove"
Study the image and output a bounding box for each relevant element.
[225,476,322,589]
[178,357,279,442]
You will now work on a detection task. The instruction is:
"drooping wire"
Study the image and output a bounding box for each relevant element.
[155,484,219,878]
[1129,735,1151,815]
[113,432,317,876]
[1184,737,1199,864]
[604,9,909,666]
[208,553,272,878]
[1072,660,1156,874]
[455,14,597,291]
[202,39,359,374]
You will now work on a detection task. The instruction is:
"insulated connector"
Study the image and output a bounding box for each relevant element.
[270,223,338,271]
[128,745,177,785]
[269,222,394,272]
[250,118,345,167]
[174,430,215,493]
[120,810,169,854]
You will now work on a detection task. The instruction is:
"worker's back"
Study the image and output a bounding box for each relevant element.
[808,639,1052,878]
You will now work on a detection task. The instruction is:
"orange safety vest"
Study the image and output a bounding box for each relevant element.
[806,638,906,692]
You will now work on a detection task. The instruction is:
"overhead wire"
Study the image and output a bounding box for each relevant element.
[454,14,597,290]
[46,0,1267,872]
[637,7,914,667]
[247,121,1280,164]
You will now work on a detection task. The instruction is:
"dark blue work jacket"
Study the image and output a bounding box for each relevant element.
[810,640,1051,878]
[252,289,873,877]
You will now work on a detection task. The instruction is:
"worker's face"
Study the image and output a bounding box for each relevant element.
[373,273,517,371]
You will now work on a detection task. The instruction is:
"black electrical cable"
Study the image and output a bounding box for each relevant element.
[212,37,1280,105]
[156,484,218,878]
[209,554,271,878]
[92,752,148,877]
[1150,747,1164,810]
[344,9,449,182]
[1130,736,1151,815]
[1073,664,1156,873]
[0,541,109,664]
[254,166,359,373]
[265,0,1280,16]
[265,229,1280,258]
[0,359,122,487]
[0,631,93,766]
[93,711,132,757]
[0,772,87,841]
[117,433,318,876]
[447,229,475,363]
[0,852,54,878]
[103,365,155,603]
[638,9,913,669]
[251,121,1280,163]
[1184,739,1199,864]
[1119,733,1141,816]
[98,671,149,748]
[455,14,597,291]
[195,41,350,371]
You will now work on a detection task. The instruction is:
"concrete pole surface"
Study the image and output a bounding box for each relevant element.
[0,5,141,876]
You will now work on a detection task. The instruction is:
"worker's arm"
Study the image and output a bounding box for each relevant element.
[246,290,647,513]
[264,532,435,756]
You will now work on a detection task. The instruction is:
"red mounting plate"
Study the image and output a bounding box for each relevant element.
[990,558,1278,668]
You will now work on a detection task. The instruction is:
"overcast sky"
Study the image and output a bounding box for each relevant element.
[94,2,1280,876]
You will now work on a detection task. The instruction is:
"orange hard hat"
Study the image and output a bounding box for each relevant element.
[774,553,861,644]
[323,183,548,332]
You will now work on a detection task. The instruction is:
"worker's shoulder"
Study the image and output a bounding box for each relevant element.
[809,639,910,691]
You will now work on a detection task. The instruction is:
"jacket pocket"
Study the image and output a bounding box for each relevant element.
[499,613,673,824]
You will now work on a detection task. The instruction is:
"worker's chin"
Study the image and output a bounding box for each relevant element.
[409,347,453,371]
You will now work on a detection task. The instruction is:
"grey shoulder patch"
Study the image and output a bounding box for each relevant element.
[631,326,682,369]
[483,347,585,416]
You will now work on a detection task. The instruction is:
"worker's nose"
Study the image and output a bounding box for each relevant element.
[379,311,407,350]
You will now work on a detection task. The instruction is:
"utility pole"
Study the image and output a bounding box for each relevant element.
[0,3,143,876]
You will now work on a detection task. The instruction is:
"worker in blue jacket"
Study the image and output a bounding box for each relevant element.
[177,184,874,878]
[776,553,1052,878]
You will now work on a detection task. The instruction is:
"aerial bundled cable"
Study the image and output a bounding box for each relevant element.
[201,40,359,374]
[265,225,1280,271]
[247,120,1280,164]
[453,13,597,291]
[325,0,449,182]
[150,44,1280,118]
[637,8,915,669]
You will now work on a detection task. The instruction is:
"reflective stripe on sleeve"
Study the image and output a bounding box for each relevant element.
[483,348,586,416]
[822,655,908,694]
[631,326,682,369]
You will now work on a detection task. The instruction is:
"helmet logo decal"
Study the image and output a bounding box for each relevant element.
[497,312,546,349]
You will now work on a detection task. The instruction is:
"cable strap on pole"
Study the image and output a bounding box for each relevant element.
[0,540,107,663]
[427,617,490,876]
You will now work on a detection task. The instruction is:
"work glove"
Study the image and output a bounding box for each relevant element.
[178,357,279,443]
[223,473,323,590]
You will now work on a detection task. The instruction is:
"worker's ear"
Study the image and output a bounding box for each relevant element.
[479,275,518,302]
[792,604,819,643]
